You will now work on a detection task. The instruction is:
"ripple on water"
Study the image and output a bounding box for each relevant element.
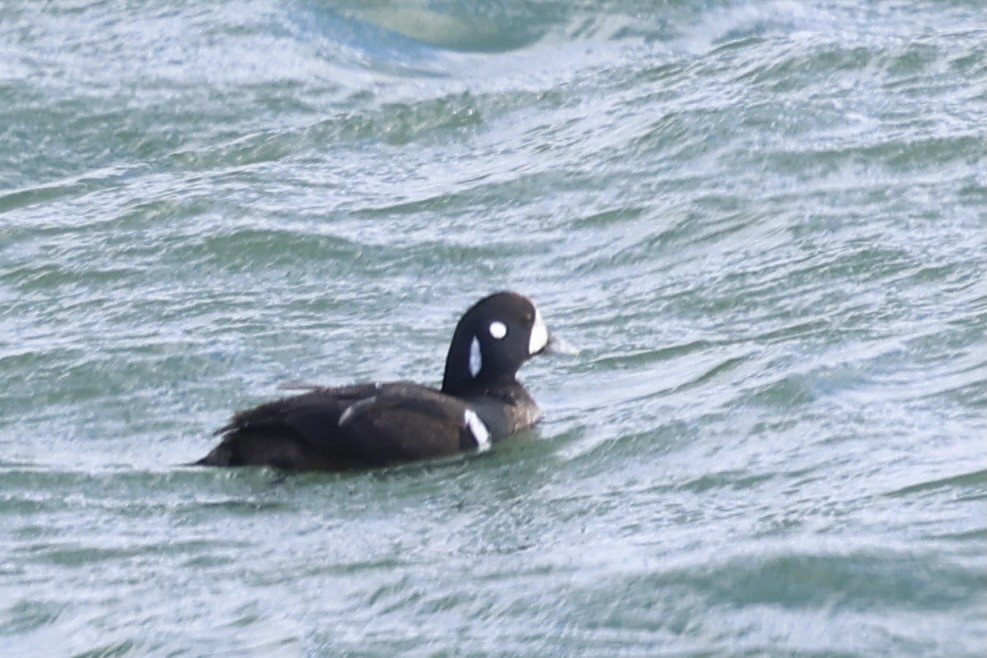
[1,0,985,656]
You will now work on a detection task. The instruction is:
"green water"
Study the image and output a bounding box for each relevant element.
[1,1,985,656]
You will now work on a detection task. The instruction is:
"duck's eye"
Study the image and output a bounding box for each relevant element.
[489,321,508,339]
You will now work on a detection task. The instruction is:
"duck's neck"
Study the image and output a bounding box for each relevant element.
[441,325,516,395]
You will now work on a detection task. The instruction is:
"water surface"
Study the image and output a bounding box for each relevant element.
[1,1,985,656]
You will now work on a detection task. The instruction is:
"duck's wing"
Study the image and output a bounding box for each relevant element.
[196,382,487,470]
[216,382,382,437]
[198,383,383,470]
[334,387,491,464]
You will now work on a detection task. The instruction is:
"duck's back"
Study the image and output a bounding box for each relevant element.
[196,382,491,471]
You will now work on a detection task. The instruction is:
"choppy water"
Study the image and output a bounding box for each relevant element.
[2,1,985,656]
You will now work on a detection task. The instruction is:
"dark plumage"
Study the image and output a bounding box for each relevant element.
[194,291,562,471]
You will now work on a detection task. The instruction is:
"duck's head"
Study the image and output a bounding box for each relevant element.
[442,291,569,394]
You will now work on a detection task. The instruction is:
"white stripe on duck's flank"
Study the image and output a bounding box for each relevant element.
[528,307,548,355]
[338,396,376,427]
[463,409,491,450]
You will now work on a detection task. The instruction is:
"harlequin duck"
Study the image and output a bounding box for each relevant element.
[194,291,565,471]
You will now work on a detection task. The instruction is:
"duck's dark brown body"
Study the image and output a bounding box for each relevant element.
[197,382,497,470]
[194,292,557,472]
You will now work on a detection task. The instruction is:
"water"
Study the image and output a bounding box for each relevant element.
[1,1,985,655]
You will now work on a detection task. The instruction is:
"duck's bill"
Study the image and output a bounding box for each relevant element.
[529,307,579,356]
[544,334,579,356]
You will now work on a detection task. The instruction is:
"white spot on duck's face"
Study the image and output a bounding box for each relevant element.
[464,408,491,450]
[528,307,549,355]
[469,336,482,377]
[489,321,507,339]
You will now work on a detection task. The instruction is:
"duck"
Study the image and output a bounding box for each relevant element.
[193,291,564,471]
